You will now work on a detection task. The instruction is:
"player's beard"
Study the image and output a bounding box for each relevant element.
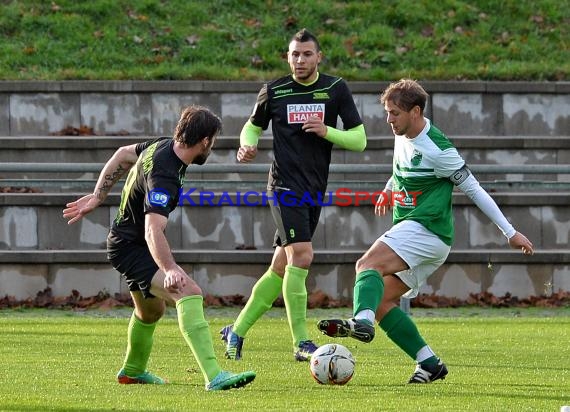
[192,149,211,165]
[295,66,315,81]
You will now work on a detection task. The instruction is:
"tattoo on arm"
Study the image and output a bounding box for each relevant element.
[96,164,126,200]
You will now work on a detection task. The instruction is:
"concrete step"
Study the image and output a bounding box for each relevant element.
[0,192,567,252]
[1,248,567,264]
[0,136,568,192]
[0,249,567,301]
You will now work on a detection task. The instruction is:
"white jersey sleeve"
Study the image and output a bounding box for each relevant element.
[434,147,466,178]
[456,173,516,239]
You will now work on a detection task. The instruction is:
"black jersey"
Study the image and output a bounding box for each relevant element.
[110,137,187,244]
[249,73,362,197]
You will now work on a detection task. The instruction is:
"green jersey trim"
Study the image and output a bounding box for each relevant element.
[271,77,343,99]
[396,164,435,173]
[427,124,454,151]
[115,162,138,225]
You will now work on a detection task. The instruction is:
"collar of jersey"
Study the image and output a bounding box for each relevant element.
[292,71,319,86]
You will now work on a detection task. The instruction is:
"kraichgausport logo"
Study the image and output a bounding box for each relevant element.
[175,188,421,207]
[148,189,170,207]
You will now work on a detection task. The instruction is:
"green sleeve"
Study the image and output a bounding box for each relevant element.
[239,120,262,146]
[324,124,366,152]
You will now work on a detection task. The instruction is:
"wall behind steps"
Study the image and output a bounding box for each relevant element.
[0,193,568,300]
[0,80,569,137]
[0,80,569,301]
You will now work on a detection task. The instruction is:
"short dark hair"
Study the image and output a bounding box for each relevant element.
[173,105,222,146]
[380,79,429,113]
[290,28,320,52]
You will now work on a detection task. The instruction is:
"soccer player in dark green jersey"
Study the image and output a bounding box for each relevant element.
[221,28,367,362]
[318,79,534,383]
[64,106,255,391]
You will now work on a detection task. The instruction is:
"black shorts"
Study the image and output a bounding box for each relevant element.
[268,190,322,247]
[107,231,159,298]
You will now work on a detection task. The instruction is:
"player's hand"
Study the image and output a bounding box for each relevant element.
[237,145,258,163]
[374,190,392,216]
[508,231,534,255]
[163,265,188,293]
[63,194,101,225]
[302,115,327,137]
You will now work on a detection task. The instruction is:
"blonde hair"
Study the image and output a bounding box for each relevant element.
[380,79,428,113]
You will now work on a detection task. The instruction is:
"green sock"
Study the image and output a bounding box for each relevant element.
[283,264,309,347]
[379,307,428,361]
[353,269,384,317]
[121,312,157,376]
[176,295,222,383]
[233,268,283,337]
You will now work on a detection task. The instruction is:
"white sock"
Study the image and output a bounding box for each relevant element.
[416,345,436,363]
[354,309,375,324]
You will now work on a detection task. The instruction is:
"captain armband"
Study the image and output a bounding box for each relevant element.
[449,165,471,186]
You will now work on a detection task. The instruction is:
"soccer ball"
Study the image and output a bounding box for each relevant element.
[309,343,355,385]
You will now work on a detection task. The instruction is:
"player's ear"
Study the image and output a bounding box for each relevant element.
[411,105,421,118]
[203,136,215,149]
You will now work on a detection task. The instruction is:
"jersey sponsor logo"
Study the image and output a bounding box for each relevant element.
[391,187,419,209]
[313,92,329,99]
[287,103,325,123]
[275,88,293,95]
[148,189,170,207]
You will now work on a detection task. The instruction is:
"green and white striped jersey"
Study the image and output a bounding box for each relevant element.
[390,118,465,246]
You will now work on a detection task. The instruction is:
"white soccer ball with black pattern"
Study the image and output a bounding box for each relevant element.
[309,343,355,385]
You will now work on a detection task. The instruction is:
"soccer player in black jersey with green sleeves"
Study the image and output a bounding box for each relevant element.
[221,28,367,362]
[64,106,255,391]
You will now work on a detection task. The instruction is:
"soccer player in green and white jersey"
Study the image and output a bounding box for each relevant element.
[318,79,534,383]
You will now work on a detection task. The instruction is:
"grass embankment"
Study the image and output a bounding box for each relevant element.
[0,0,567,81]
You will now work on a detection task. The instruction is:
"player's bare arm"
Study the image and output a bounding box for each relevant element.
[374,189,393,217]
[145,212,188,293]
[237,145,258,163]
[301,115,327,137]
[63,144,138,225]
[374,177,394,216]
[508,231,534,255]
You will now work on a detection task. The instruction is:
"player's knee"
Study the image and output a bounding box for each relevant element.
[181,282,203,297]
[355,257,383,275]
[291,251,313,268]
[287,244,313,268]
[137,306,165,324]
[355,256,369,273]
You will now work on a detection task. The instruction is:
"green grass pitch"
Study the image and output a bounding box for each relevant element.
[1,307,569,411]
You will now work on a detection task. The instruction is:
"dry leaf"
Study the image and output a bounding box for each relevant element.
[186,34,200,45]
